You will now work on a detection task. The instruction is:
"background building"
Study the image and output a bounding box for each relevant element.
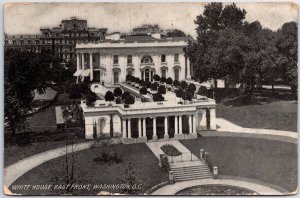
[4,17,107,62]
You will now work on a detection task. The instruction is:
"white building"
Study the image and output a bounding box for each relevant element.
[74,33,216,143]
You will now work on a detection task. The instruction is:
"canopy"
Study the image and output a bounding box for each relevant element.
[81,69,91,77]
[73,70,83,76]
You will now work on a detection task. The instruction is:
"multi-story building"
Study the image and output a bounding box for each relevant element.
[4,17,107,61]
[74,32,216,142]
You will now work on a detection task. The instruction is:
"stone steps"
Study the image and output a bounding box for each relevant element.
[171,164,212,182]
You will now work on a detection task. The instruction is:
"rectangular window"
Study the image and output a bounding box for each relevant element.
[127,55,132,64]
[161,54,166,63]
[174,53,179,62]
[113,55,119,64]
[114,71,119,84]
[161,70,166,78]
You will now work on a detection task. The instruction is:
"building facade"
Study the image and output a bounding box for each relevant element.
[74,33,192,86]
[4,17,107,61]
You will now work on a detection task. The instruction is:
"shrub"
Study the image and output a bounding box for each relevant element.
[180,80,188,90]
[85,91,97,106]
[139,86,147,95]
[166,77,173,85]
[122,91,131,101]
[145,80,151,88]
[158,85,166,94]
[105,91,114,102]
[198,86,208,96]
[114,87,123,98]
[185,90,194,101]
[150,83,158,91]
[175,88,184,98]
[153,93,164,102]
[173,80,180,87]
[153,74,160,81]
[140,80,145,87]
[124,94,135,105]
[135,77,141,85]
[188,83,196,93]
[115,97,122,104]
[160,77,166,83]
[126,74,132,82]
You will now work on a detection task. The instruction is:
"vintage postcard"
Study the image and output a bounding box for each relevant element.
[3,1,298,196]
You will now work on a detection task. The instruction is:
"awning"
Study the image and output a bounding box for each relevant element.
[82,69,90,77]
[73,70,83,76]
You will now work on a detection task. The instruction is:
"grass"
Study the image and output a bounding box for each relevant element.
[4,138,87,167]
[28,105,57,131]
[214,88,297,132]
[180,137,297,192]
[10,143,168,195]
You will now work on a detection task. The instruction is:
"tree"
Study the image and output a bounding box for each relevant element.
[167,29,186,37]
[126,74,133,82]
[68,83,82,99]
[158,85,166,95]
[153,74,160,81]
[124,95,135,105]
[173,80,180,87]
[118,159,142,194]
[175,89,184,102]
[122,91,131,101]
[153,93,164,102]
[4,49,63,136]
[184,90,194,101]
[104,91,114,103]
[150,83,158,91]
[160,77,166,83]
[139,87,147,95]
[145,80,151,89]
[198,86,208,96]
[114,87,123,98]
[166,77,173,85]
[276,21,298,96]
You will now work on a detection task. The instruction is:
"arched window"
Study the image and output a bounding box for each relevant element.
[145,69,150,81]
[141,56,153,64]
[174,69,180,81]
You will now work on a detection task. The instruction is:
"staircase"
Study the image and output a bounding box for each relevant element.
[171,162,212,181]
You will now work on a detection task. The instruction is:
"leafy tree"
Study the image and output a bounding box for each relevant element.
[122,91,131,101]
[139,87,147,95]
[167,29,186,37]
[135,77,141,85]
[158,85,166,94]
[124,95,135,105]
[126,74,133,82]
[184,90,194,101]
[153,74,160,81]
[114,87,123,98]
[173,80,180,87]
[166,77,173,85]
[104,91,114,103]
[180,80,188,90]
[198,86,208,96]
[145,80,151,89]
[150,83,158,91]
[153,93,164,102]
[276,21,298,96]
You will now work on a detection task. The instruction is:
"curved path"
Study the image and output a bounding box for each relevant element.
[151,178,283,195]
[216,118,297,140]
[3,142,93,188]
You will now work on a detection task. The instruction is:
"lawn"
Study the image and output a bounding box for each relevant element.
[28,105,57,131]
[4,138,88,167]
[215,89,297,132]
[180,137,297,192]
[10,143,168,195]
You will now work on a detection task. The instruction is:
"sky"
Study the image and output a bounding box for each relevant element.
[4,2,298,38]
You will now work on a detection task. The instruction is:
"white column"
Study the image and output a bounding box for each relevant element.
[138,118,142,138]
[164,116,168,138]
[143,118,146,137]
[122,119,127,138]
[89,53,93,81]
[179,115,182,134]
[186,58,191,79]
[210,108,217,130]
[153,117,157,139]
[128,119,131,138]
[174,116,178,134]
[188,115,192,134]
[193,114,196,133]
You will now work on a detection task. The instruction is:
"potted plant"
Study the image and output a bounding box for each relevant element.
[160,77,166,85]
[104,91,114,106]
[153,74,160,82]
[173,79,180,88]
[158,85,166,95]
[166,77,173,90]
[175,88,184,104]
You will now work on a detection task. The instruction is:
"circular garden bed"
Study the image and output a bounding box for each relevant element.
[176,184,257,195]
[161,144,182,156]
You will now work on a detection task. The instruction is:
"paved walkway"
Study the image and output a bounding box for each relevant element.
[4,142,93,188]
[216,118,297,139]
[146,140,204,167]
[151,178,283,195]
